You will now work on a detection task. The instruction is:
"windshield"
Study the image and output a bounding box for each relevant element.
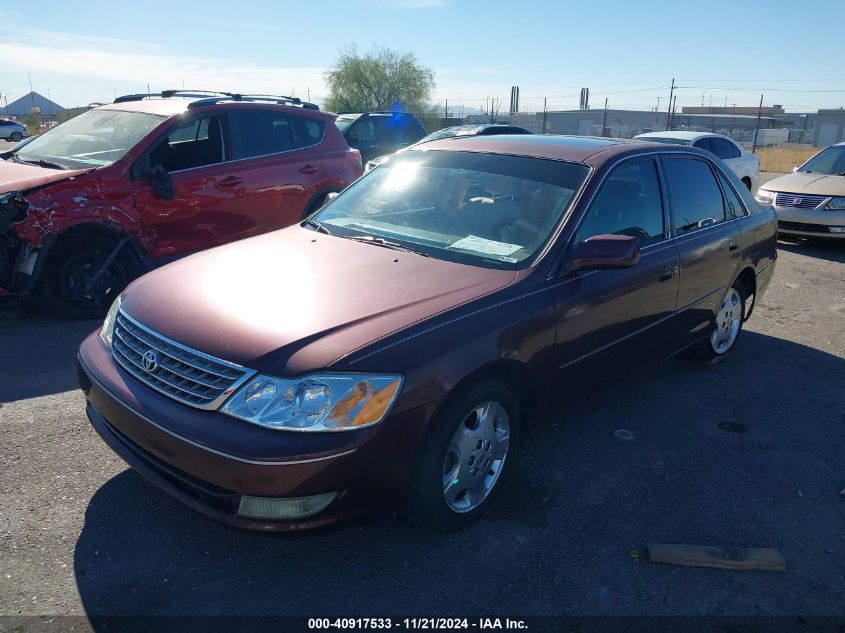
[311,151,589,270]
[334,117,358,134]
[419,126,483,143]
[14,109,164,169]
[798,146,845,175]
[636,136,691,146]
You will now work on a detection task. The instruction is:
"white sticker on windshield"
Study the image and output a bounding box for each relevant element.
[448,235,523,257]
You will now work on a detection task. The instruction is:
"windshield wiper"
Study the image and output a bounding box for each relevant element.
[304,219,331,234]
[12,155,68,170]
[342,235,429,257]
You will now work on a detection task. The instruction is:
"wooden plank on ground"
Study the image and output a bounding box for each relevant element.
[646,543,786,571]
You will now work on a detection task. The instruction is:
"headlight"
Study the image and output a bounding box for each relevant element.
[221,373,403,432]
[826,196,845,210]
[100,295,122,348]
[754,189,774,204]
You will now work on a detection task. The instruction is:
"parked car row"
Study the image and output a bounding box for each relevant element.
[77,133,778,531]
[0,90,363,317]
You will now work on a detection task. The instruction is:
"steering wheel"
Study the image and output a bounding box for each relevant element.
[494,218,542,244]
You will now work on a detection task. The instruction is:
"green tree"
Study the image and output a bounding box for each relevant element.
[324,45,435,113]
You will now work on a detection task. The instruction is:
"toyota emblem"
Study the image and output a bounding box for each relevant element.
[142,350,159,372]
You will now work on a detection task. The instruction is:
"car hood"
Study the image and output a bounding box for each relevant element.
[121,227,516,376]
[761,171,845,196]
[0,159,92,194]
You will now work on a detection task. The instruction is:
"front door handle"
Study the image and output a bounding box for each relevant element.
[299,164,319,174]
[729,238,739,251]
[659,266,677,282]
[218,176,243,187]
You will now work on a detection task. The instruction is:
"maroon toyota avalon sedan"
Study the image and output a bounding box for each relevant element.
[78,135,777,531]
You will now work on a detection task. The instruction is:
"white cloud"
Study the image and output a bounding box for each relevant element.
[0,28,329,106]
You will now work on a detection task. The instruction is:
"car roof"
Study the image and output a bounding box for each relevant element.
[97,98,333,120]
[635,130,729,142]
[415,134,650,163]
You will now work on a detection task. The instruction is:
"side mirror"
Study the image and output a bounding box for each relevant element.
[144,165,175,200]
[564,234,640,274]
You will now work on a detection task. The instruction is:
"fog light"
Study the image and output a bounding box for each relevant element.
[829,226,845,234]
[237,492,338,520]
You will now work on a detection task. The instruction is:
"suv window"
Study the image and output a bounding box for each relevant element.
[576,159,665,246]
[349,115,423,145]
[298,117,325,146]
[149,116,225,172]
[717,172,748,218]
[229,110,301,160]
[710,137,740,159]
[692,137,716,154]
[663,157,726,235]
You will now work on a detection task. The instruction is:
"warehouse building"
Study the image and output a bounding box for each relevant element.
[814,109,845,147]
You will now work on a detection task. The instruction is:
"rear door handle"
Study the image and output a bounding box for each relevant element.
[218,176,243,187]
[659,267,676,282]
[299,164,319,174]
[729,238,739,251]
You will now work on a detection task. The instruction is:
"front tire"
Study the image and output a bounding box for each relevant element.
[10,131,23,142]
[403,377,519,530]
[41,235,143,319]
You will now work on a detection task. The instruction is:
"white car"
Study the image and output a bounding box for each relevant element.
[634,131,759,191]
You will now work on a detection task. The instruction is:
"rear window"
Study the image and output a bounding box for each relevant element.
[299,117,325,146]
[229,110,298,159]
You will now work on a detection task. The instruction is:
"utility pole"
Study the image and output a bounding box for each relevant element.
[602,97,609,137]
[665,78,675,131]
[444,98,448,128]
[542,97,547,135]
[668,95,677,131]
[656,96,660,112]
[752,93,764,154]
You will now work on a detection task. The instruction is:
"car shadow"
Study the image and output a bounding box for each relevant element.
[0,312,99,402]
[73,330,845,623]
[777,237,845,263]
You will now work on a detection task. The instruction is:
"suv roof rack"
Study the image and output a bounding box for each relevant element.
[113,90,319,110]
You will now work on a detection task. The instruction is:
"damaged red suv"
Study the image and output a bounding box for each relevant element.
[0,91,362,317]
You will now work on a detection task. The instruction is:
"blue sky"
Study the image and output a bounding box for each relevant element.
[1,0,844,113]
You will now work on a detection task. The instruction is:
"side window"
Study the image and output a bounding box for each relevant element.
[298,117,325,146]
[347,118,374,142]
[576,159,665,247]
[149,116,224,173]
[717,172,748,218]
[229,110,299,160]
[711,137,740,160]
[663,157,727,235]
[371,116,422,145]
[693,137,716,154]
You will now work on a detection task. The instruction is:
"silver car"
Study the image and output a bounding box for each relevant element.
[0,119,30,142]
[755,142,845,239]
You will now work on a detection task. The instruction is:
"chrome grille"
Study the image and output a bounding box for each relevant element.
[112,311,254,410]
[774,192,828,209]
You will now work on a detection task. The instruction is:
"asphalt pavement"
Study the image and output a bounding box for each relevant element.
[1,235,844,632]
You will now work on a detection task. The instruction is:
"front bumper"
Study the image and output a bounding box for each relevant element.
[775,204,845,239]
[78,332,435,531]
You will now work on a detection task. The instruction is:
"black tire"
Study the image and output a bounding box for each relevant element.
[41,235,143,319]
[402,376,520,531]
[692,279,747,364]
[10,132,23,142]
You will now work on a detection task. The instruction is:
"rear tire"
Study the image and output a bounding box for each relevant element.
[402,377,519,531]
[693,280,747,364]
[10,132,23,142]
[41,235,143,319]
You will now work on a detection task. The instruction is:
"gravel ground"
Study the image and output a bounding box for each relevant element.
[1,238,844,631]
